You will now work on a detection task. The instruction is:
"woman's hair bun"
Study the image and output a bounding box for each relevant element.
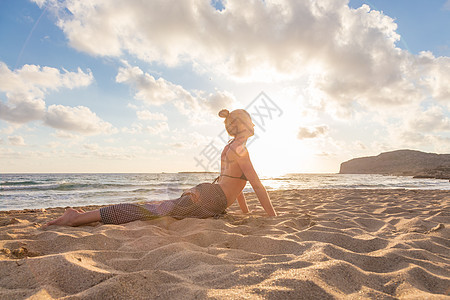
[218,109,230,118]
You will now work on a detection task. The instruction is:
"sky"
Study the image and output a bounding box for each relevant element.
[0,0,449,175]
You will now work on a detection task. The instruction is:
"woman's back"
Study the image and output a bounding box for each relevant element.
[216,139,248,207]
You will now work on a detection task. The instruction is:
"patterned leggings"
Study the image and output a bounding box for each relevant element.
[99,183,228,224]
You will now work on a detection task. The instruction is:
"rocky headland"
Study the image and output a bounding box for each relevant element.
[339,150,450,180]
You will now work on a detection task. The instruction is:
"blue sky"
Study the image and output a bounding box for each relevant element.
[349,0,450,57]
[1,0,449,174]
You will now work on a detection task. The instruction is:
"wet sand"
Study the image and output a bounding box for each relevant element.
[1,189,449,299]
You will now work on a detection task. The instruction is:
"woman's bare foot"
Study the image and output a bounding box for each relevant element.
[42,208,82,228]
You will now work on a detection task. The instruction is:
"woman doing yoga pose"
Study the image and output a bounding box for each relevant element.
[44,108,277,227]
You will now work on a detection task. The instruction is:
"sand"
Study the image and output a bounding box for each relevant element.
[0,189,449,299]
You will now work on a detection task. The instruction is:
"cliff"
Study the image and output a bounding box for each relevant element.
[339,150,450,179]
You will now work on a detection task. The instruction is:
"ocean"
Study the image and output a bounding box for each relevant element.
[1,173,449,211]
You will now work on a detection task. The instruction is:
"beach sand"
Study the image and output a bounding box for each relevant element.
[1,189,449,299]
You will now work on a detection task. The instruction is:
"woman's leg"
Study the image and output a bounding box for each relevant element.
[44,202,162,227]
[43,203,153,227]
[43,208,101,227]
[43,183,227,227]
[154,183,227,218]
[99,203,156,224]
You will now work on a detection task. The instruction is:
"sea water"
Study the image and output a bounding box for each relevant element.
[1,173,449,211]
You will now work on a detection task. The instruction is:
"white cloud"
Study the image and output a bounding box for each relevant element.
[82,149,136,160]
[170,142,188,149]
[0,61,94,126]
[20,0,450,165]
[0,96,46,123]
[122,121,169,136]
[430,135,450,152]
[382,105,450,152]
[0,147,21,159]
[83,143,99,150]
[407,106,450,133]
[0,124,20,135]
[197,90,237,115]
[444,0,450,11]
[0,62,93,98]
[52,130,82,139]
[381,111,450,153]
[297,125,329,140]
[136,110,168,121]
[391,129,450,152]
[144,122,170,135]
[44,105,115,135]
[47,141,62,148]
[116,66,182,105]
[116,65,236,122]
[167,129,211,148]
[0,62,118,137]
[36,0,450,115]
[8,135,26,146]
[415,52,450,103]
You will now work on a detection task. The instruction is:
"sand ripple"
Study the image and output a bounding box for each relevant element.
[1,189,449,299]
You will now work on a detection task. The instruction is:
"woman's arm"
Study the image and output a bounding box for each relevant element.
[248,176,276,216]
[233,145,277,216]
[237,191,249,213]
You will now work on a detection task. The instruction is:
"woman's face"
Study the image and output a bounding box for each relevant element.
[247,120,255,137]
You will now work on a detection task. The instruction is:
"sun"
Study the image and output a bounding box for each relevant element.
[247,122,310,178]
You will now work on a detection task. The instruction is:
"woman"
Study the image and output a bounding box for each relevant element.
[44,109,276,227]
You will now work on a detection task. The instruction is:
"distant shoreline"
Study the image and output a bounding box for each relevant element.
[340,150,450,181]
